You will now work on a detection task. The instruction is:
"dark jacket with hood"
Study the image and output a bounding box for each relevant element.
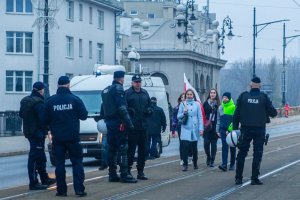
[20,90,47,139]
[147,102,166,136]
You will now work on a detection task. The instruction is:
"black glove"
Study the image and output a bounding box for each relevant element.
[162,127,166,133]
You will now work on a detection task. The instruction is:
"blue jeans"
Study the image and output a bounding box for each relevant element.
[101,135,108,166]
[220,131,236,167]
[147,135,160,157]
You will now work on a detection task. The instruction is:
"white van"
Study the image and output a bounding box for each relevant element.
[48,72,171,165]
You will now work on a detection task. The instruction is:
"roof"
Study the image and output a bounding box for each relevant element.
[70,74,165,91]
[87,0,123,12]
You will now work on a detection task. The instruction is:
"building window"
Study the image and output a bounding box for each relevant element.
[148,13,155,19]
[66,0,74,21]
[97,43,103,63]
[6,70,32,92]
[89,41,92,59]
[79,39,83,57]
[97,10,104,29]
[79,4,83,21]
[6,0,32,13]
[89,7,93,24]
[6,32,33,54]
[130,10,138,15]
[66,36,74,58]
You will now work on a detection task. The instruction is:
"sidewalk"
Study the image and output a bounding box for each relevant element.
[0,115,299,157]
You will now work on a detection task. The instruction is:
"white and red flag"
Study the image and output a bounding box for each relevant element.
[183,73,207,123]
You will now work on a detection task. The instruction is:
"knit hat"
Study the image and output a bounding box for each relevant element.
[58,76,70,85]
[113,71,125,78]
[33,81,45,91]
[251,76,261,84]
[151,97,157,102]
[222,92,231,100]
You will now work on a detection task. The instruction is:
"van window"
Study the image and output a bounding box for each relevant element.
[72,91,102,115]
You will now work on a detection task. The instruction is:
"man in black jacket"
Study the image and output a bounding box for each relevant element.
[146,97,166,159]
[125,74,152,180]
[20,82,56,190]
[233,77,277,185]
[44,76,88,197]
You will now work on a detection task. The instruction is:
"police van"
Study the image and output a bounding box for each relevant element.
[48,65,171,165]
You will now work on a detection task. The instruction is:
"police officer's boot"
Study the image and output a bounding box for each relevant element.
[108,152,119,182]
[119,144,137,183]
[137,171,148,180]
[251,162,263,185]
[235,161,244,185]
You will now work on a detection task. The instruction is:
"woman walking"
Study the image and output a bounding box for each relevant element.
[171,93,185,165]
[203,89,220,167]
[177,89,204,171]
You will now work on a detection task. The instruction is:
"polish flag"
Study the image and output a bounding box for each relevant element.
[184,73,207,123]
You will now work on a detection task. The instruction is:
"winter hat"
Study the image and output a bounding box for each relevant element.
[222,92,231,100]
[33,81,45,91]
[113,70,125,78]
[251,76,261,84]
[151,97,157,103]
[58,76,70,85]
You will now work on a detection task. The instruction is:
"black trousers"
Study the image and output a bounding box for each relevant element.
[203,134,218,163]
[53,141,85,194]
[182,140,198,166]
[235,127,265,180]
[128,130,147,172]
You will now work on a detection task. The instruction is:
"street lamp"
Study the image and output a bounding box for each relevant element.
[281,23,300,106]
[252,7,289,78]
[127,48,140,73]
[175,0,197,43]
[218,16,234,55]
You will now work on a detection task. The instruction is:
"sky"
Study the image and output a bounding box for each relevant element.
[204,0,300,64]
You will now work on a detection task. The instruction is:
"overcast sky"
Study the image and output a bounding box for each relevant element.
[205,0,300,64]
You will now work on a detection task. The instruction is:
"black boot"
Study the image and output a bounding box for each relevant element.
[137,171,148,180]
[120,174,137,183]
[206,157,210,166]
[251,178,263,185]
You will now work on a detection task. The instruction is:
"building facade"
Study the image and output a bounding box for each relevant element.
[118,0,227,105]
[0,0,122,112]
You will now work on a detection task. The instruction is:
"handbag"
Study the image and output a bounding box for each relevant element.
[180,101,188,125]
[181,113,188,125]
[204,112,215,132]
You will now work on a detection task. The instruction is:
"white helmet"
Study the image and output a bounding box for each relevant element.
[97,119,107,134]
[226,130,240,147]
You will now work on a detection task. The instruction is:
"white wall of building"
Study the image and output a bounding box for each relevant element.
[0,0,120,111]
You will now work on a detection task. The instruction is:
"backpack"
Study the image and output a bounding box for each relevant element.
[20,96,43,138]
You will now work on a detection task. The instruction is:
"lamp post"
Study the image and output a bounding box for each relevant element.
[218,16,234,55]
[252,7,289,78]
[175,0,197,43]
[128,48,140,73]
[282,23,300,106]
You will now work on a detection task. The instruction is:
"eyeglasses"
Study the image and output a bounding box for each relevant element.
[134,81,141,83]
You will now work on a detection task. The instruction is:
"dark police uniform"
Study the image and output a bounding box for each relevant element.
[101,71,137,183]
[233,77,277,185]
[20,82,55,190]
[44,76,88,196]
[125,74,152,180]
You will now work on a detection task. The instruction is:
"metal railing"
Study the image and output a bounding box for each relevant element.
[0,111,23,137]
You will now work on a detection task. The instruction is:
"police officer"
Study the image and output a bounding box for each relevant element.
[233,77,277,185]
[20,82,56,190]
[125,74,153,180]
[101,71,137,183]
[44,76,88,196]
